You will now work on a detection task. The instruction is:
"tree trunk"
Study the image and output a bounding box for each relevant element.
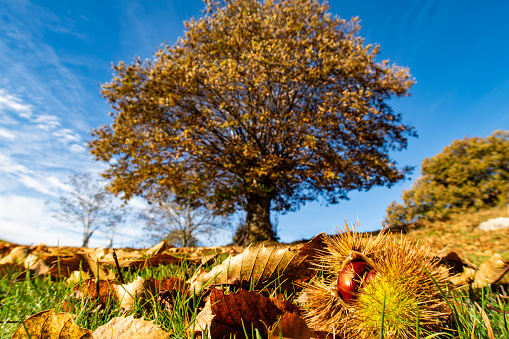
[82,231,92,247]
[235,195,277,245]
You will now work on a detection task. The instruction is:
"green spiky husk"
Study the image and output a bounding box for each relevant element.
[299,225,451,339]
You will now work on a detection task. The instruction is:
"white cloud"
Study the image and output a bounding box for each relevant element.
[0,195,80,246]
[0,153,31,175]
[0,127,15,139]
[17,174,58,196]
[53,128,81,143]
[0,194,143,248]
[69,144,86,153]
[34,114,60,131]
[0,89,33,119]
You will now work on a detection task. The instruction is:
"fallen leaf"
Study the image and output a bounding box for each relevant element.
[48,252,115,280]
[115,276,151,310]
[436,250,478,275]
[11,309,92,339]
[123,253,183,270]
[72,279,118,307]
[157,277,190,311]
[269,312,313,339]
[476,303,495,339]
[0,246,30,264]
[66,270,92,285]
[188,234,325,294]
[194,289,292,338]
[146,241,173,256]
[92,315,171,339]
[156,277,189,292]
[449,267,476,286]
[0,242,19,257]
[472,253,509,288]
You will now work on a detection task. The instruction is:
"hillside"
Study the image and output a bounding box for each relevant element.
[401,206,509,265]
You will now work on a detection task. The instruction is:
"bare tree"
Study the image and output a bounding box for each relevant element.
[139,198,230,247]
[47,172,127,247]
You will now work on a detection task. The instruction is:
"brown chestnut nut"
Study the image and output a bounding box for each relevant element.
[337,261,370,302]
[365,269,377,284]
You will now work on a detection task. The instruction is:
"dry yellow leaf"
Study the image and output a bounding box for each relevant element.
[0,246,29,264]
[92,315,171,339]
[11,309,92,339]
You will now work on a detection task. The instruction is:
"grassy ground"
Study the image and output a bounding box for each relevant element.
[0,208,508,338]
[402,206,509,265]
[1,253,508,338]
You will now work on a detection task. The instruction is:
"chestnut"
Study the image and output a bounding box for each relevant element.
[337,261,370,302]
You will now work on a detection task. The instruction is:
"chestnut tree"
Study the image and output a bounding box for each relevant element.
[89,0,416,244]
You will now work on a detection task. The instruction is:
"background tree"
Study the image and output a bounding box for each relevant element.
[139,197,230,247]
[383,130,509,229]
[89,0,416,244]
[47,172,127,247]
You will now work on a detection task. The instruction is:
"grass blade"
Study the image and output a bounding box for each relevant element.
[476,302,495,339]
[380,289,386,339]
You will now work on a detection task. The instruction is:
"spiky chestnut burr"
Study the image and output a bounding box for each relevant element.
[299,224,451,339]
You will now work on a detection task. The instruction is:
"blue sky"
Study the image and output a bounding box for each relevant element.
[0,0,508,247]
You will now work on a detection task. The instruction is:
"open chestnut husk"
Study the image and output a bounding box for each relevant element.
[337,261,376,302]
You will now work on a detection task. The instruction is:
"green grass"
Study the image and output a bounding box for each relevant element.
[0,261,207,338]
[1,255,508,338]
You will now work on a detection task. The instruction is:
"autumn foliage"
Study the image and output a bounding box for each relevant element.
[384,130,509,229]
[2,229,509,338]
[89,0,415,244]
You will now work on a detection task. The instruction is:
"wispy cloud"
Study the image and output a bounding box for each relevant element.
[0,89,33,118]
[0,127,15,140]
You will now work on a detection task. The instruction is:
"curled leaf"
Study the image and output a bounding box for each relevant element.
[146,240,173,256]
[0,246,29,264]
[12,309,92,339]
[48,252,115,280]
[472,253,509,288]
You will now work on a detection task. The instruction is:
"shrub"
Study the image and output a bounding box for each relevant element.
[384,130,509,229]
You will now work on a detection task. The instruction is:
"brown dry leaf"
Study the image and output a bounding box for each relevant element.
[436,250,478,275]
[101,248,144,262]
[0,246,30,264]
[72,279,118,307]
[476,303,495,339]
[157,277,190,311]
[472,253,509,288]
[146,241,173,256]
[194,289,291,338]
[12,309,92,339]
[48,252,115,280]
[269,312,313,339]
[92,315,171,339]
[0,242,19,257]
[156,277,189,292]
[115,276,150,310]
[123,253,183,270]
[188,252,222,266]
[15,254,69,281]
[188,234,326,294]
[449,267,477,286]
[114,276,168,310]
[66,271,92,285]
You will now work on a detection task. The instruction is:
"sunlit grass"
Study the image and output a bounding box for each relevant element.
[1,248,508,338]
